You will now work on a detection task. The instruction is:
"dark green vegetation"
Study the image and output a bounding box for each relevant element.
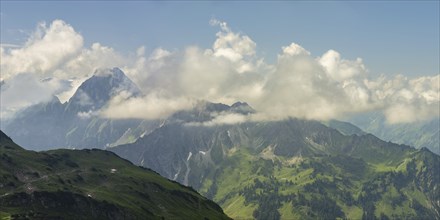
[0,130,230,220]
[112,117,440,220]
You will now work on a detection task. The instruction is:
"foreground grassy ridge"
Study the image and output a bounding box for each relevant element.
[0,131,230,220]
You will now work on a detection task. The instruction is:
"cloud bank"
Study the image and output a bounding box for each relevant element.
[1,19,439,124]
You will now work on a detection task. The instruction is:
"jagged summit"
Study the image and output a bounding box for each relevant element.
[192,100,255,114]
[230,101,255,114]
[169,100,255,123]
[231,101,248,108]
[194,100,230,112]
[67,67,141,111]
[93,67,126,78]
[0,68,146,150]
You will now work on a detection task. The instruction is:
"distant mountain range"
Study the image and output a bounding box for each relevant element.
[3,67,438,155]
[2,67,439,219]
[0,130,230,219]
[349,113,439,155]
[111,115,440,219]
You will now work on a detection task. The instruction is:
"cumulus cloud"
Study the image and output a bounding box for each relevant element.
[1,20,129,114]
[367,75,440,124]
[208,18,259,73]
[210,19,256,62]
[72,89,94,106]
[1,20,83,80]
[318,49,367,81]
[1,19,438,124]
[280,43,311,57]
[77,110,98,120]
[186,112,249,127]
[0,73,63,118]
[100,91,194,120]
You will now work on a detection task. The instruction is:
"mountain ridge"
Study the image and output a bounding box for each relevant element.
[0,130,231,219]
[66,67,142,112]
[111,118,440,219]
[1,68,149,150]
[349,112,439,155]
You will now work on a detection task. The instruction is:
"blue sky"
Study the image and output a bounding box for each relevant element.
[1,1,439,123]
[1,1,439,77]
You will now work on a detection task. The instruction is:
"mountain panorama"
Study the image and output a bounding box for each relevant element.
[2,68,439,155]
[1,68,439,219]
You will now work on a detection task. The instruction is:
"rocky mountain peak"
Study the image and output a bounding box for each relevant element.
[67,68,141,111]
[230,101,255,114]
[93,67,126,79]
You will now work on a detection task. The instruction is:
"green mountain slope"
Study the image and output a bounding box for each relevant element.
[112,118,440,220]
[0,130,230,220]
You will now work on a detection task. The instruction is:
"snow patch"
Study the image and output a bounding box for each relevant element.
[140,131,147,138]
[187,152,193,161]
[173,168,181,180]
[184,153,192,186]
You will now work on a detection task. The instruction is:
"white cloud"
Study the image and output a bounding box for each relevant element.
[1,19,438,124]
[1,20,129,114]
[319,50,367,81]
[56,78,86,103]
[100,91,194,120]
[280,43,311,57]
[77,110,98,120]
[1,20,83,80]
[72,89,93,106]
[209,19,257,73]
[186,112,248,127]
[57,42,127,80]
[0,73,63,118]
[367,74,440,124]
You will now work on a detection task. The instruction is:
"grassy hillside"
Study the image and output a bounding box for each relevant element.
[198,147,439,220]
[0,130,230,220]
[112,118,440,220]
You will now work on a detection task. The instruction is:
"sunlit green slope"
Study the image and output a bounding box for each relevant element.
[113,118,440,220]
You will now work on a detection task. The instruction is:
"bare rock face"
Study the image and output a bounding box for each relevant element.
[1,68,147,150]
